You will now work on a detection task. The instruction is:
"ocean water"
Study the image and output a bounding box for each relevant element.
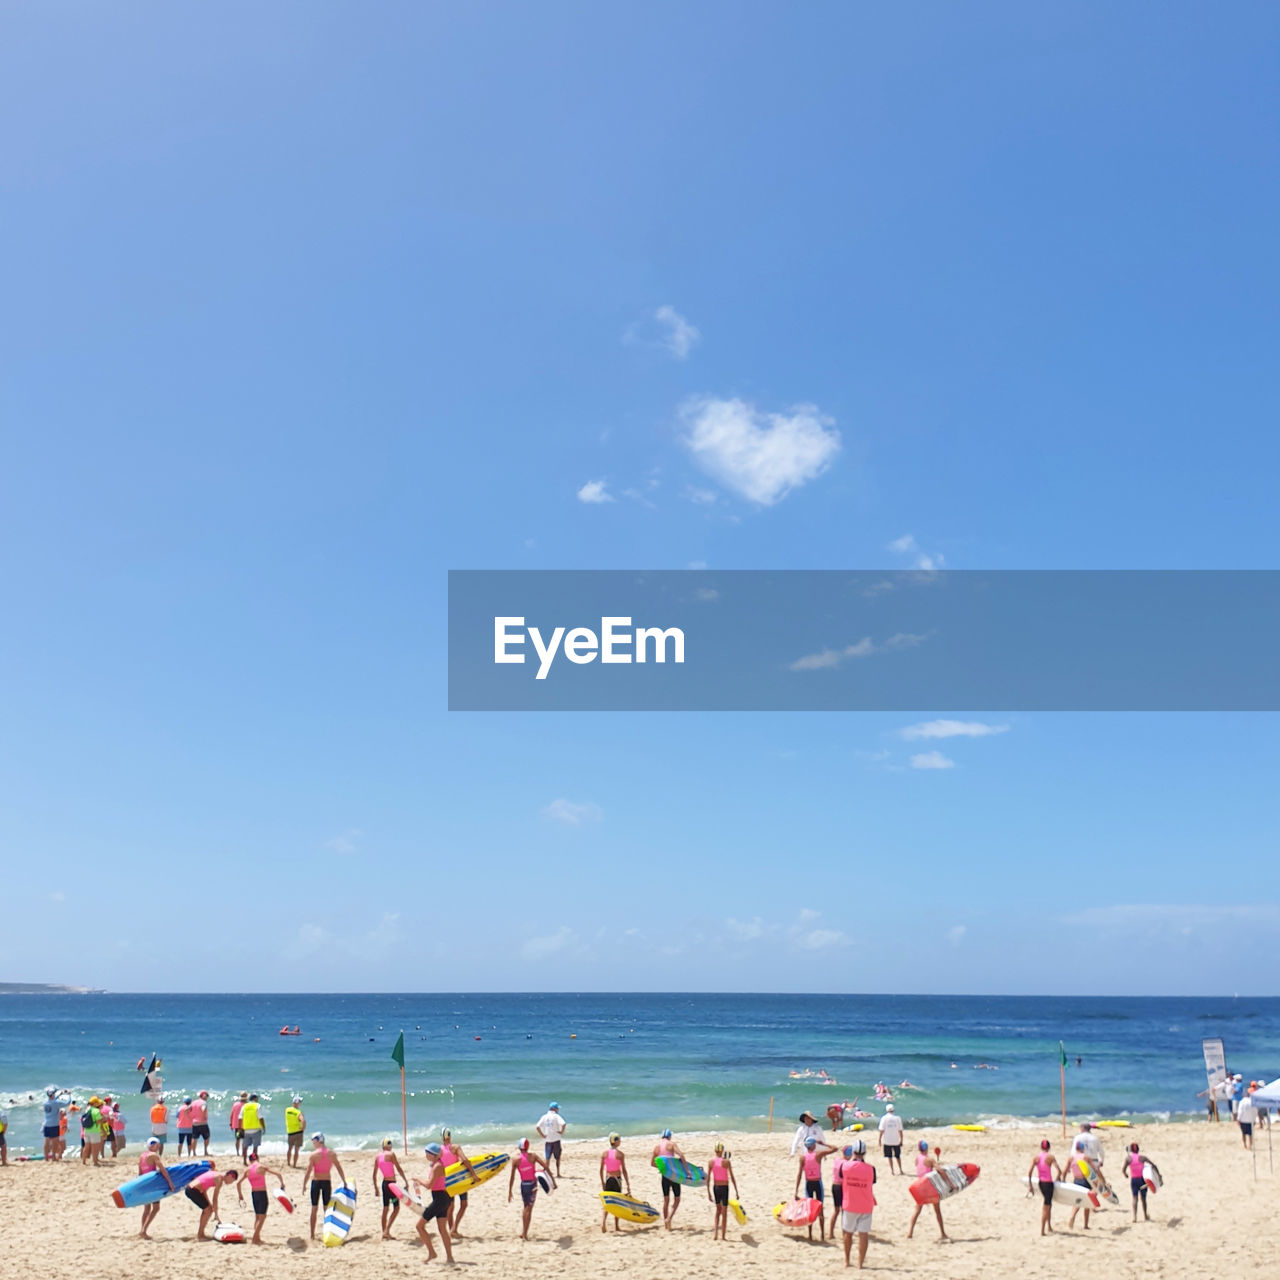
[2,992,1278,1155]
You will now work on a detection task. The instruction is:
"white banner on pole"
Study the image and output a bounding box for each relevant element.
[1202,1037,1226,1089]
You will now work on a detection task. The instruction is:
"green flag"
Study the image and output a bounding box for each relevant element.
[1059,1041,1068,1069]
[391,1031,405,1070]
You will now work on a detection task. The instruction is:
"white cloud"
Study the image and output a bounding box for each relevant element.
[789,633,925,672]
[522,926,576,960]
[901,720,1010,741]
[681,396,841,506]
[947,924,967,945]
[795,927,851,951]
[577,479,615,504]
[687,559,708,570]
[324,828,363,855]
[543,798,603,826]
[684,486,718,505]
[910,750,956,770]
[888,533,945,571]
[724,916,769,941]
[50,890,65,903]
[655,305,701,359]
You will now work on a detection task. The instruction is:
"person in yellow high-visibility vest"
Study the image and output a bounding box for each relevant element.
[284,1097,306,1167]
[240,1094,266,1165]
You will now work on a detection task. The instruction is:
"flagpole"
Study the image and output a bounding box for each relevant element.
[390,1032,408,1156]
[1059,1042,1067,1139]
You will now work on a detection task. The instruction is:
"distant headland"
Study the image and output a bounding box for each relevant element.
[0,982,105,995]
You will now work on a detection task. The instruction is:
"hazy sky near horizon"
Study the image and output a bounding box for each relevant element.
[2,3,1278,995]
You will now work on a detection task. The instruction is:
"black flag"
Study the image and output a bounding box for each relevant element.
[140,1054,163,1097]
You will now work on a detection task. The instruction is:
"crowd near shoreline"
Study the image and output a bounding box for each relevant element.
[3,1080,1274,1273]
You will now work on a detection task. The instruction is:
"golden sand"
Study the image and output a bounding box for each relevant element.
[4,1119,1273,1278]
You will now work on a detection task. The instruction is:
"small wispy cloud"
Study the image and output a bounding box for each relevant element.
[789,632,925,672]
[577,479,615,504]
[324,828,364,855]
[888,533,945,571]
[947,924,967,945]
[901,720,1010,741]
[684,485,718,505]
[681,396,841,506]
[543,798,603,826]
[655,305,700,359]
[910,750,956,770]
[522,926,577,960]
[624,305,701,360]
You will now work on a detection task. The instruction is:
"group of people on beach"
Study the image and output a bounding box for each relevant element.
[1025,1121,1163,1236]
[14,1079,1264,1269]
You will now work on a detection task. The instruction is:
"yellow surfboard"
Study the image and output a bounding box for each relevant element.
[729,1199,747,1225]
[600,1191,659,1223]
[952,1124,986,1132]
[444,1151,509,1196]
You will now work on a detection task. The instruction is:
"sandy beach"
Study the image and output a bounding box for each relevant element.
[4,1119,1274,1279]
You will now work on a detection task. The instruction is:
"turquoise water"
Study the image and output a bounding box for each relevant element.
[2,992,1277,1154]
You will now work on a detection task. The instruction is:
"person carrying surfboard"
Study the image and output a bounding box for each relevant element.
[373,1137,409,1239]
[1066,1122,1103,1230]
[1026,1139,1066,1235]
[237,1152,287,1245]
[652,1129,687,1229]
[906,1141,949,1241]
[599,1133,632,1233]
[507,1136,555,1241]
[136,1138,175,1240]
[794,1135,837,1241]
[411,1141,456,1262]
[1123,1142,1160,1222]
[706,1141,739,1241]
[440,1128,478,1238]
[301,1133,347,1241]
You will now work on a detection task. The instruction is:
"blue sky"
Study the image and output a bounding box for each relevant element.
[1,2,1277,993]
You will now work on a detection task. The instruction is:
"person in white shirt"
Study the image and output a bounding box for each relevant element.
[877,1104,904,1175]
[1070,1122,1103,1167]
[1237,1094,1256,1150]
[789,1111,825,1155]
[536,1102,566,1176]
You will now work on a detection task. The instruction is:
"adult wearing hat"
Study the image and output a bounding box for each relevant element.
[878,1103,905,1175]
[284,1096,306,1167]
[537,1101,566,1176]
[840,1138,877,1269]
[301,1133,347,1240]
[790,1110,825,1155]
